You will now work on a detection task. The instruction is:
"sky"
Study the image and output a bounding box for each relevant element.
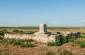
[0,0,85,27]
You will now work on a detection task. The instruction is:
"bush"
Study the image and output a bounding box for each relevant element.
[59,36,68,45]
[13,39,23,45]
[2,38,9,44]
[8,38,16,44]
[58,35,69,46]
[2,38,15,44]
[63,37,67,43]
[47,41,59,46]
[2,38,35,48]
[47,42,55,46]
[2,38,34,44]
[58,49,73,55]
[47,36,69,46]
[13,30,24,34]
[69,36,75,42]
[80,36,85,38]
[2,38,23,45]
[46,52,54,55]
[23,39,34,42]
[0,31,4,35]
[77,41,85,48]
[20,43,34,48]
[3,30,8,33]
[13,30,19,33]
[0,30,8,35]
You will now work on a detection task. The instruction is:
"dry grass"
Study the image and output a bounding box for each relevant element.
[0,40,85,55]
[0,27,85,33]
[0,27,85,55]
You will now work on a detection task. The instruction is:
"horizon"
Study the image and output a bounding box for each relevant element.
[0,0,85,27]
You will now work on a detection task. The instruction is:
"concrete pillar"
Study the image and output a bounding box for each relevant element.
[39,24,47,34]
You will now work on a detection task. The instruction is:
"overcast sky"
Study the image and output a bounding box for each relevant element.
[0,0,85,27]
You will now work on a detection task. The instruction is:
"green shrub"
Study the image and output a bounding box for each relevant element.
[8,38,17,44]
[47,41,59,46]
[2,39,8,44]
[20,43,34,48]
[2,38,23,45]
[59,36,68,45]
[13,39,23,45]
[59,37,63,45]
[46,52,54,55]
[47,42,55,46]
[77,41,85,48]
[63,37,67,43]
[2,38,35,47]
[3,30,8,33]
[0,31,4,35]
[58,35,69,46]
[2,38,34,44]
[0,30,8,35]
[80,36,85,38]
[69,36,75,42]
[58,49,73,55]
[2,38,14,44]
[23,39,34,42]
[47,36,68,46]
[13,30,19,33]
[13,30,24,34]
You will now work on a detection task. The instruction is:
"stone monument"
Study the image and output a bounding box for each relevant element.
[39,24,47,34]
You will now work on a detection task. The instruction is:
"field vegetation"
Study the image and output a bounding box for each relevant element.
[0,27,85,55]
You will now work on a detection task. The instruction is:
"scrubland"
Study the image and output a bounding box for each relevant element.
[0,27,85,55]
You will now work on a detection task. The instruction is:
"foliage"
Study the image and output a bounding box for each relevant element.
[2,38,23,45]
[47,41,59,46]
[0,31,4,35]
[13,30,19,33]
[59,36,66,45]
[1,38,35,47]
[0,30,8,35]
[22,39,34,42]
[13,39,23,45]
[47,35,67,46]
[2,38,15,44]
[69,36,75,42]
[58,36,68,46]
[13,30,24,34]
[77,41,85,48]
[3,30,8,33]
[2,38,34,44]
[20,43,34,48]
[80,36,85,38]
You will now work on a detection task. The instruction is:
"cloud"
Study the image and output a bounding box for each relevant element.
[81,20,85,23]
[81,20,85,22]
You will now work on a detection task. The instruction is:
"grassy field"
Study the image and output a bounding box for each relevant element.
[0,27,85,33]
[0,27,85,55]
